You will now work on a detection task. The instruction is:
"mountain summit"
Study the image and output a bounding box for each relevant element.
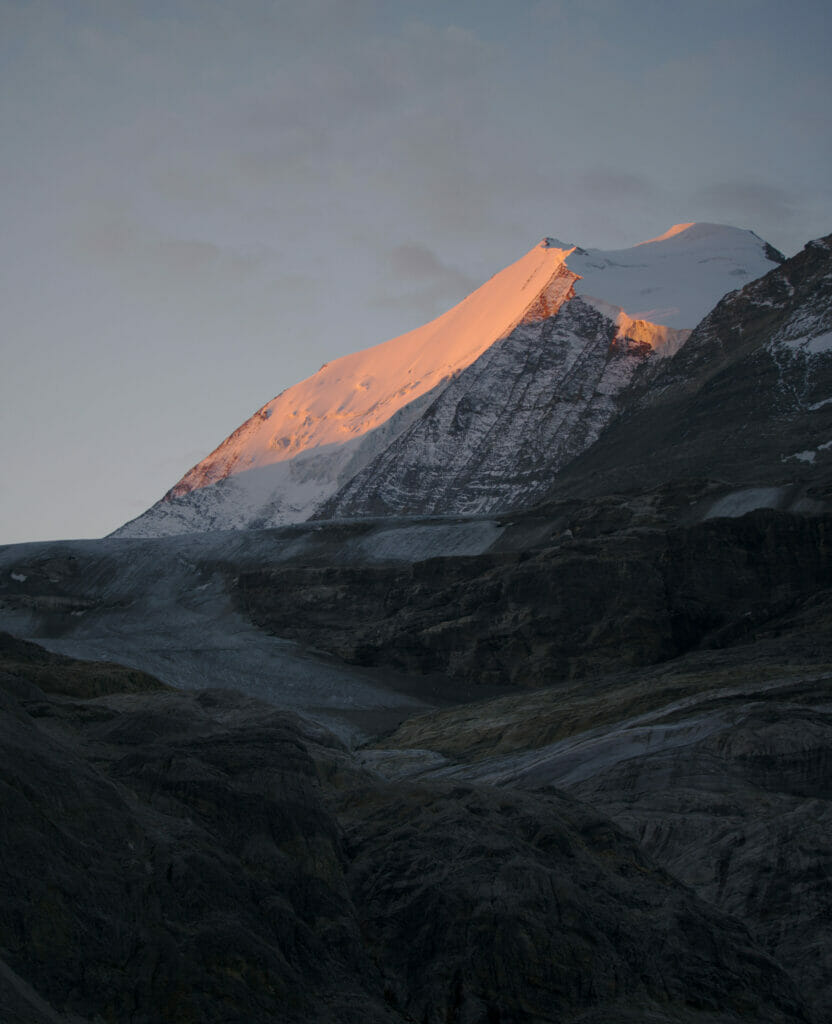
[115,224,782,536]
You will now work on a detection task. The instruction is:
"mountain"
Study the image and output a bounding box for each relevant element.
[237,235,832,690]
[2,231,831,1021]
[115,223,781,536]
[547,233,832,514]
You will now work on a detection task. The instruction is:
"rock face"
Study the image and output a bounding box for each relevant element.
[236,508,832,688]
[377,656,832,1023]
[548,233,832,511]
[114,224,780,537]
[318,297,661,517]
[0,651,815,1023]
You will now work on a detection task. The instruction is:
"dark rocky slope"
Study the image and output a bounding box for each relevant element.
[236,507,832,689]
[0,650,816,1023]
[0,630,168,698]
[376,644,832,1022]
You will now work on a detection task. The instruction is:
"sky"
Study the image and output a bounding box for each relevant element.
[2,0,831,544]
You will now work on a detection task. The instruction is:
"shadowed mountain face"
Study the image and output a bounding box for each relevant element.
[235,508,832,688]
[370,652,832,1022]
[0,654,814,1024]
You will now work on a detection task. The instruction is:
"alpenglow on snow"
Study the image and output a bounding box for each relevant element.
[114,223,783,536]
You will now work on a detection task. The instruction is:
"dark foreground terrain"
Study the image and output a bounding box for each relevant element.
[0,635,820,1023]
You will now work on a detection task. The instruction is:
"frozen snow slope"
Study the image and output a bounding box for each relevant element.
[116,240,577,537]
[570,222,782,329]
[116,224,782,536]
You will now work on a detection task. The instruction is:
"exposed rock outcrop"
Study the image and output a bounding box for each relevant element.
[236,509,832,688]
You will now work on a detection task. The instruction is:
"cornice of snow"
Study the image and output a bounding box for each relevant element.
[578,294,691,359]
[634,222,697,246]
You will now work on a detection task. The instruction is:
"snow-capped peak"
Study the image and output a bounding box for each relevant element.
[167,238,577,499]
[635,222,697,246]
[542,236,575,250]
[114,222,783,538]
[567,222,778,328]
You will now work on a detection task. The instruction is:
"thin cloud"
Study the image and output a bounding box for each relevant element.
[78,209,279,284]
[573,169,658,203]
[693,181,796,226]
[375,242,479,322]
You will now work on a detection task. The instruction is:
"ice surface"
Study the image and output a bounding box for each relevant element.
[570,223,777,330]
[783,331,832,356]
[704,487,787,520]
[0,519,505,742]
[343,520,502,562]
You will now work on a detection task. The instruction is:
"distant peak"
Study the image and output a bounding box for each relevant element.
[635,223,696,246]
[633,222,776,250]
[541,236,574,250]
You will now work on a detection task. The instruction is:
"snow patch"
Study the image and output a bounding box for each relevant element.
[783,331,832,356]
[580,295,691,358]
[634,222,696,246]
[346,521,501,563]
[10,572,27,582]
[704,487,787,520]
[570,223,777,330]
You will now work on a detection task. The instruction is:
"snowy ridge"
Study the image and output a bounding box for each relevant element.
[116,244,578,537]
[570,222,781,328]
[116,223,783,537]
[169,241,576,496]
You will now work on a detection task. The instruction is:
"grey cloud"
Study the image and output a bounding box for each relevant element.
[79,210,279,282]
[387,243,468,281]
[693,181,796,225]
[573,169,658,203]
[375,242,479,322]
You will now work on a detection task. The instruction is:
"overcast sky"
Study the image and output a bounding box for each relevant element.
[2,0,830,543]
